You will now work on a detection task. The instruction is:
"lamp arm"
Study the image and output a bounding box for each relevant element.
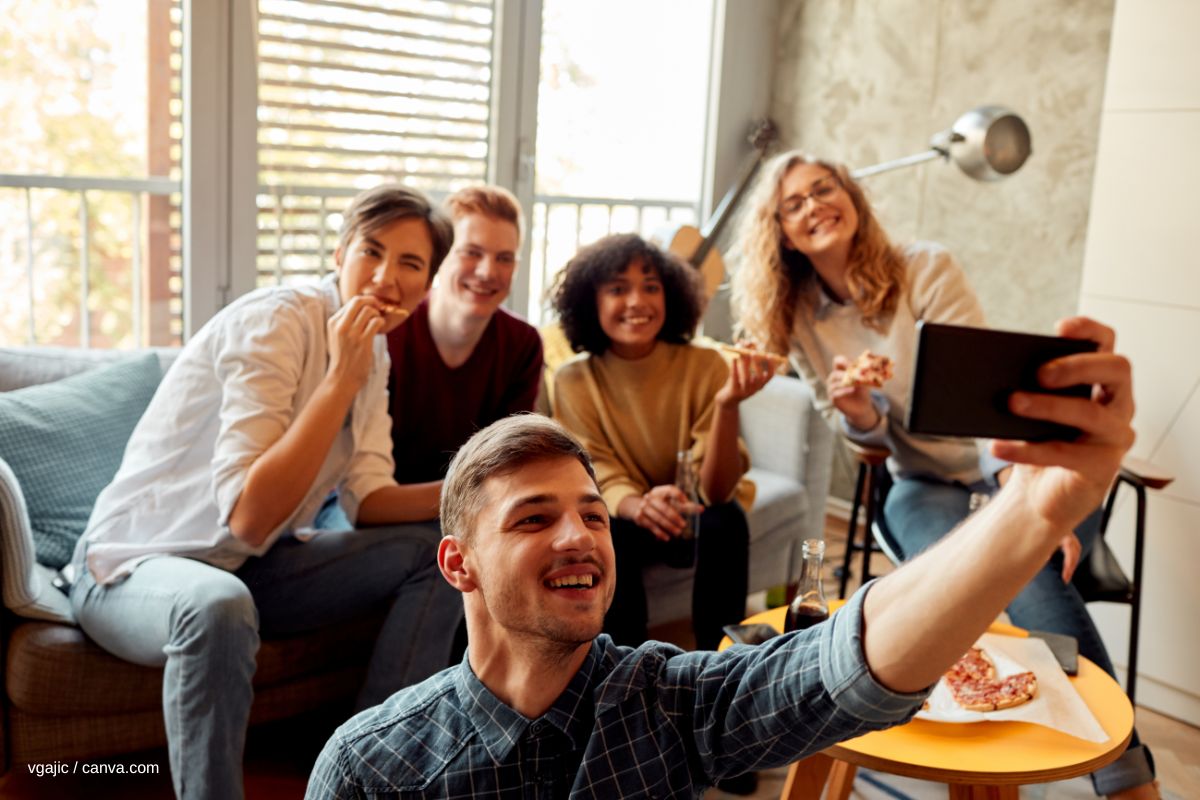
[851,148,947,179]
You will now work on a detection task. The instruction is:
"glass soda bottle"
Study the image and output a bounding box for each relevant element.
[673,450,699,540]
[784,539,830,632]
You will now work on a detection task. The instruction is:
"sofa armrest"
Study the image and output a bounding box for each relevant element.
[739,375,834,581]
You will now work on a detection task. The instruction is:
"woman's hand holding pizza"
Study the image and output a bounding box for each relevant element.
[828,355,881,430]
[715,343,779,409]
[992,316,1135,534]
[327,296,386,393]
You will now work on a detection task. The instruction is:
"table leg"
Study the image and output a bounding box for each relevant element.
[825,759,857,800]
[947,785,1019,800]
[779,752,834,800]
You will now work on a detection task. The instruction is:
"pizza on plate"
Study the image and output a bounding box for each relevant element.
[943,646,1038,712]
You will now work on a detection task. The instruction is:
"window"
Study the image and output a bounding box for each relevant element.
[0,0,184,347]
[254,0,497,288]
[523,0,714,323]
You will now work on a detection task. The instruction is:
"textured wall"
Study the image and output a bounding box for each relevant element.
[770,0,1115,333]
[766,0,1115,505]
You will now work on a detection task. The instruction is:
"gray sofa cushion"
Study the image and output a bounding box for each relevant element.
[0,353,161,569]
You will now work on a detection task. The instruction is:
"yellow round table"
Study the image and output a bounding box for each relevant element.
[722,604,1134,800]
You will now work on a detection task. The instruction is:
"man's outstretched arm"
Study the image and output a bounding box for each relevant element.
[861,317,1134,693]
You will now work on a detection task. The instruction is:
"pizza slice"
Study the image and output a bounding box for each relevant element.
[943,647,1038,712]
[373,300,410,322]
[839,350,894,388]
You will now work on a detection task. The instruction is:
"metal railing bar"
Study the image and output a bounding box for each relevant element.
[260,163,484,181]
[258,55,490,88]
[281,0,493,30]
[256,186,360,200]
[534,193,696,210]
[274,188,285,284]
[0,173,179,194]
[318,195,328,278]
[260,100,488,127]
[259,120,485,144]
[79,190,91,349]
[258,12,492,49]
[265,142,484,162]
[132,192,143,348]
[573,203,582,250]
[24,187,35,343]
[259,78,488,107]
[258,33,490,69]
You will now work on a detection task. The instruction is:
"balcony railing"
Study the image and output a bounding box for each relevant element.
[0,172,182,349]
[1,173,700,347]
[526,193,698,323]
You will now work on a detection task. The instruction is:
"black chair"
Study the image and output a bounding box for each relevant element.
[839,443,1172,704]
[1069,459,1173,703]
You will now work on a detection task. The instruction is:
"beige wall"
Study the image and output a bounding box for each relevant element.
[770,0,1114,333]
[1078,0,1200,726]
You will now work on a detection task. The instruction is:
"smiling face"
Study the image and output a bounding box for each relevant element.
[335,216,435,334]
[777,162,859,267]
[454,456,615,648]
[434,213,520,322]
[596,258,666,359]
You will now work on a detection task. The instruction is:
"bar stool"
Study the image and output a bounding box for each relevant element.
[837,441,892,599]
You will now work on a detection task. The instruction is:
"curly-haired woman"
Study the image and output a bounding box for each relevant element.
[550,233,775,651]
[731,152,1156,800]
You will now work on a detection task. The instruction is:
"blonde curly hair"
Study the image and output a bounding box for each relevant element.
[731,151,906,356]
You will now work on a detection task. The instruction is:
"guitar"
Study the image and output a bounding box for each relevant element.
[654,118,778,299]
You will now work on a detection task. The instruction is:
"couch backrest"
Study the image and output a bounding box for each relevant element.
[0,347,179,392]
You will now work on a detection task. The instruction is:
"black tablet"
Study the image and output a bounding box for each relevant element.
[906,322,1098,441]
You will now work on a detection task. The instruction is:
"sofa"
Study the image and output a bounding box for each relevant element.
[0,344,832,771]
[0,346,386,773]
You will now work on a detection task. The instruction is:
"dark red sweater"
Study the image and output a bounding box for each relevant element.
[386,299,543,483]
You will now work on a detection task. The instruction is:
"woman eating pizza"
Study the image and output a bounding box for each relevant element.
[730,151,1157,800]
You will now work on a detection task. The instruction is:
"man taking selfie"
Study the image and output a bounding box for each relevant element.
[308,318,1135,799]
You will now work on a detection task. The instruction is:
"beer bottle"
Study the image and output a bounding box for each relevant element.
[784,539,830,632]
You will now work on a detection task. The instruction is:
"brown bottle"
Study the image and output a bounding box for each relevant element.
[784,539,830,633]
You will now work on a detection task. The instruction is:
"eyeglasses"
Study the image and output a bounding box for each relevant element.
[777,175,842,220]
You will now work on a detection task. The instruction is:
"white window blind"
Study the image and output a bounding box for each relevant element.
[255,0,496,286]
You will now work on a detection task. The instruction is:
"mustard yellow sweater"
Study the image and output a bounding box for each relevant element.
[552,342,754,514]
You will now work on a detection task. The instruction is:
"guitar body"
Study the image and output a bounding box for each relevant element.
[652,223,725,299]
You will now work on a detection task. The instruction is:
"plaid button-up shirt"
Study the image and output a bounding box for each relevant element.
[306,586,928,799]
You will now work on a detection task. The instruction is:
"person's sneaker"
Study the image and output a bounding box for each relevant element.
[713,771,758,795]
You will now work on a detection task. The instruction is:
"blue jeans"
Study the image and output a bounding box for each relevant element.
[70,522,462,800]
[884,477,1155,795]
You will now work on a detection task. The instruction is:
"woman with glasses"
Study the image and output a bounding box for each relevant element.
[731,152,1157,800]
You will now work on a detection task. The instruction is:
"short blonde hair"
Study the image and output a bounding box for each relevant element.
[731,152,906,356]
[444,184,524,244]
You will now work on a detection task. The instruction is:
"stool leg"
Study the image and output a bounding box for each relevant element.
[825,760,857,800]
[1127,483,1148,704]
[860,467,878,586]
[840,464,868,599]
[779,752,834,800]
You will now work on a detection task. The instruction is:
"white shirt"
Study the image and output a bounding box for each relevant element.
[80,274,397,585]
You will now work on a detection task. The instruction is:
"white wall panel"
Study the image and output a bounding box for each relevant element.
[1081,112,1200,308]
[1078,296,1200,463]
[1104,0,1200,110]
